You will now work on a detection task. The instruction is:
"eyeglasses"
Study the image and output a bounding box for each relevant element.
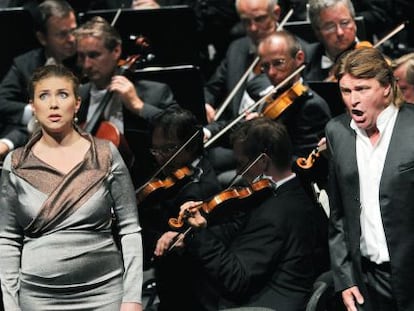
[240,14,270,26]
[260,59,287,73]
[149,144,179,157]
[319,19,354,34]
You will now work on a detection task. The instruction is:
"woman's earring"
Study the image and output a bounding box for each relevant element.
[73,114,79,124]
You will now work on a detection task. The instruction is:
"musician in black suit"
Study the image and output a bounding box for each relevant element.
[74,16,176,185]
[0,0,77,159]
[145,108,221,311]
[304,0,358,82]
[254,30,331,157]
[179,118,318,311]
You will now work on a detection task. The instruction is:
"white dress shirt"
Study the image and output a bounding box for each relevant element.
[351,104,398,264]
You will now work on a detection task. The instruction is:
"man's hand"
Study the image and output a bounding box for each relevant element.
[0,142,10,160]
[244,111,260,121]
[131,0,160,8]
[205,103,216,124]
[109,75,144,114]
[342,286,364,311]
[180,201,207,228]
[154,231,184,257]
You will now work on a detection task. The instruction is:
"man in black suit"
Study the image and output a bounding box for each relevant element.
[144,108,221,311]
[179,118,318,310]
[0,0,77,159]
[256,30,331,157]
[327,47,413,311]
[74,16,176,185]
[304,0,358,82]
[203,0,280,133]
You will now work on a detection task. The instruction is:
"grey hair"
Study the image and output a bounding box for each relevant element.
[74,16,122,51]
[308,0,355,30]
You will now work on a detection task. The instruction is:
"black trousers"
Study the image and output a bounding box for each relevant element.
[361,257,398,311]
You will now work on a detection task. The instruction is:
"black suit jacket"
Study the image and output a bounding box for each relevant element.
[204,36,257,135]
[326,104,414,311]
[303,42,331,82]
[141,156,221,311]
[188,177,317,311]
[0,48,78,147]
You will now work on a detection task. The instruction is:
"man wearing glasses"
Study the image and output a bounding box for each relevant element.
[203,0,280,134]
[304,0,358,81]
[256,30,331,159]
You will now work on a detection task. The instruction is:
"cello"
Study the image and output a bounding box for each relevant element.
[82,55,143,168]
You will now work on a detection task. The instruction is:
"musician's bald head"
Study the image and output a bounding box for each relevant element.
[236,0,281,45]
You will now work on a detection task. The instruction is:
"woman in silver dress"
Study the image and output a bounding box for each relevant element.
[0,64,143,311]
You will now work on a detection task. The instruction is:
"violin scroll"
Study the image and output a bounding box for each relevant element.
[296,140,327,169]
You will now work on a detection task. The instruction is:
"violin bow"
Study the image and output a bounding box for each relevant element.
[167,152,268,252]
[226,153,267,188]
[213,9,294,122]
[373,22,406,49]
[205,64,306,148]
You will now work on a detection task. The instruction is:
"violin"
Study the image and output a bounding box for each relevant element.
[262,81,308,119]
[205,64,306,148]
[135,130,201,207]
[136,166,194,206]
[168,178,273,229]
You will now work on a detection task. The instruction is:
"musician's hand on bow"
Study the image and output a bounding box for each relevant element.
[244,111,260,121]
[154,231,184,257]
[109,75,144,114]
[180,201,207,229]
[205,103,216,124]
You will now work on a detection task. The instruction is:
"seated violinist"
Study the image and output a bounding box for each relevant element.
[74,16,177,185]
[139,108,221,311]
[177,118,319,311]
[252,30,331,158]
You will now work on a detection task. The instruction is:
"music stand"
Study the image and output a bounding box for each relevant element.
[78,6,201,68]
[132,65,206,124]
[285,16,367,43]
[308,81,345,117]
[0,8,39,80]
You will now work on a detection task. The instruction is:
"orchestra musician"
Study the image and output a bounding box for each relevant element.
[74,16,177,185]
[0,0,78,160]
[304,0,358,82]
[254,30,331,158]
[392,52,414,104]
[140,108,221,311]
[178,118,319,310]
